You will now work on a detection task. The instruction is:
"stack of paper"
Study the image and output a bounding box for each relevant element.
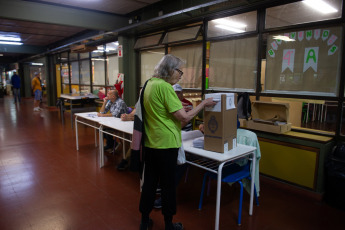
[193,136,204,149]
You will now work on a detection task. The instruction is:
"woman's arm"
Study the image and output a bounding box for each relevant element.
[172,98,217,125]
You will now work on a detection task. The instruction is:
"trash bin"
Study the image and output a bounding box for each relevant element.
[325,143,345,211]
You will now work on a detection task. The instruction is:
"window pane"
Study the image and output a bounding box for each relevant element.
[264,26,342,96]
[209,37,258,90]
[92,59,105,85]
[162,26,201,44]
[80,60,90,84]
[92,45,105,57]
[61,63,69,84]
[170,43,203,88]
[134,34,162,49]
[70,61,79,84]
[92,86,104,97]
[266,0,342,29]
[80,85,90,94]
[80,52,89,59]
[62,84,70,94]
[71,84,80,94]
[107,55,119,86]
[208,11,257,38]
[106,42,119,55]
[60,52,68,62]
[69,53,78,61]
[140,49,165,86]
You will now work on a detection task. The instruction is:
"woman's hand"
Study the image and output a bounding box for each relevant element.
[203,97,218,107]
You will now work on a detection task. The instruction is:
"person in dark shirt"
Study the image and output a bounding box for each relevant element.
[11,71,21,103]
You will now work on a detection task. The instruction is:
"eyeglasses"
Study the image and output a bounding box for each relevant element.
[175,69,183,76]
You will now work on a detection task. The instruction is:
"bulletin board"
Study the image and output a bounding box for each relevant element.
[265,26,342,96]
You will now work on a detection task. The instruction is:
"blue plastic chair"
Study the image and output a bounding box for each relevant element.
[198,162,259,226]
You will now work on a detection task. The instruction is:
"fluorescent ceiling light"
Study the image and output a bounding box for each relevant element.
[31,63,43,66]
[213,18,246,28]
[0,36,21,42]
[0,54,3,56]
[273,35,295,42]
[303,0,338,14]
[215,25,245,33]
[0,41,23,45]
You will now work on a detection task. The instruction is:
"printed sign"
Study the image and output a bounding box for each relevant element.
[118,45,123,57]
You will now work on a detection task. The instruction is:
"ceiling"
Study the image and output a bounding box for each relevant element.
[0,0,161,64]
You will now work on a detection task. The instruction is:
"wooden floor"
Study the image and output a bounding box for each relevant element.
[1,95,345,230]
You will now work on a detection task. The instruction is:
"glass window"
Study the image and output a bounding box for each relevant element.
[71,84,80,94]
[80,85,91,94]
[162,26,201,44]
[170,43,203,88]
[61,63,69,84]
[80,60,90,85]
[107,55,119,86]
[80,52,89,59]
[208,11,257,38]
[60,52,68,62]
[92,58,106,85]
[264,26,342,96]
[70,61,79,84]
[266,0,342,29]
[134,34,163,49]
[92,86,104,97]
[140,48,165,86]
[69,53,78,61]
[106,42,119,55]
[92,45,105,57]
[208,36,258,91]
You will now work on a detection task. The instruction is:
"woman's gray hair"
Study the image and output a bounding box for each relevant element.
[153,54,185,81]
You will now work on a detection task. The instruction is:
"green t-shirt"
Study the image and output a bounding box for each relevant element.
[143,78,183,149]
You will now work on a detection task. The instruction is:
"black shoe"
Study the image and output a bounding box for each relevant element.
[117,159,129,171]
[165,222,183,230]
[153,197,162,209]
[139,218,153,230]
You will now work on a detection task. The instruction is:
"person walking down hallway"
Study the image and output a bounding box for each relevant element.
[31,72,42,112]
[11,71,21,104]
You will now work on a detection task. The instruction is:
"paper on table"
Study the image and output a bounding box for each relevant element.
[205,93,235,112]
[181,130,204,141]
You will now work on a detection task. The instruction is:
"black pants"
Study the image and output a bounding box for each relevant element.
[103,128,115,148]
[139,147,178,218]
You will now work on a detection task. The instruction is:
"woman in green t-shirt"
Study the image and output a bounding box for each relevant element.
[139,54,216,230]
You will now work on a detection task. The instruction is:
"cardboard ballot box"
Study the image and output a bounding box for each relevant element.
[204,93,237,153]
[247,101,292,134]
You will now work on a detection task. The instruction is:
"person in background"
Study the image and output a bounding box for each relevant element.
[11,71,21,104]
[98,89,128,151]
[31,72,42,112]
[172,84,193,131]
[139,54,217,230]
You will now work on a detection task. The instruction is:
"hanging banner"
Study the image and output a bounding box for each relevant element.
[306,30,312,41]
[298,31,304,41]
[282,49,295,72]
[327,34,337,46]
[303,47,319,72]
[314,29,321,40]
[271,41,278,50]
[328,45,338,55]
[290,32,296,40]
[268,49,275,58]
[322,30,330,41]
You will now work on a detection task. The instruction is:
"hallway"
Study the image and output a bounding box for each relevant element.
[0,95,344,230]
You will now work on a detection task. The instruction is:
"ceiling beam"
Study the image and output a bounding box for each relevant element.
[0,0,129,31]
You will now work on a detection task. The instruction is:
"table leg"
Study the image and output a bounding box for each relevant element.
[249,151,256,215]
[122,133,126,159]
[99,125,104,168]
[75,117,79,150]
[95,128,98,147]
[70,100,73,129]
[215,162,225,230]
[60,100,64,124]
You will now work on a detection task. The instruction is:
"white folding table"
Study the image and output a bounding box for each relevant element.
[183,137,256,230]
[98,118,134,168]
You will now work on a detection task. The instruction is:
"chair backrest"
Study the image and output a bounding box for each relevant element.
[237,128,258,147]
